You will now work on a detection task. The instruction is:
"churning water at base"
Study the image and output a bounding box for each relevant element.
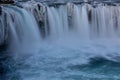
[13,38,120,80]
[1,2,120,80]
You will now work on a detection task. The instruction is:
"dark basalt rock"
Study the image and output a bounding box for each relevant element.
[88,10,92,22]
[0,42,8,51]
[0,0,14,4]
[14,2,23,8]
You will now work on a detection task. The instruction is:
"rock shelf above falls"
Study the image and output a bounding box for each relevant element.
[0,0,14,4]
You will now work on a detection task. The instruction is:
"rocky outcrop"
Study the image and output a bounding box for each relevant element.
[0,0,14,4]
[23,1,49,38]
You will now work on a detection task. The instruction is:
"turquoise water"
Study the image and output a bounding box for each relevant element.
[1,39,120,80]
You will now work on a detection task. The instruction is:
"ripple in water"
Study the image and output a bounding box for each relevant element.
[7,39,120,80]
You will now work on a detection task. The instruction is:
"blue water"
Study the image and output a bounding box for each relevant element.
[1,39,120,80]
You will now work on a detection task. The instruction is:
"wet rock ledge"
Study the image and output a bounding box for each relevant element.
[0,0,14,4]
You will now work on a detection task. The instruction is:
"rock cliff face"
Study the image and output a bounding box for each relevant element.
[16,0,120,2]
[0,0,14,4]
[23,2,48,37]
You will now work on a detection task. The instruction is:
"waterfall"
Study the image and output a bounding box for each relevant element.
[2,6,41,52]
[1,2,120,51]
[90,5,116,38]
[45,3,120,40]
[47,5,69,39]
[72,4,90,39]
[1,2,120,80]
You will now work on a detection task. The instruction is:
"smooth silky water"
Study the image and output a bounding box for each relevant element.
[1,2,120,80]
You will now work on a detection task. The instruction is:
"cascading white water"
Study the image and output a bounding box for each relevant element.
[47,5,69,39]
[2,3,120,47]
[91,5,116,38]
[3,6,41,52]
[46,3,120,39]
[72,4,90,39]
